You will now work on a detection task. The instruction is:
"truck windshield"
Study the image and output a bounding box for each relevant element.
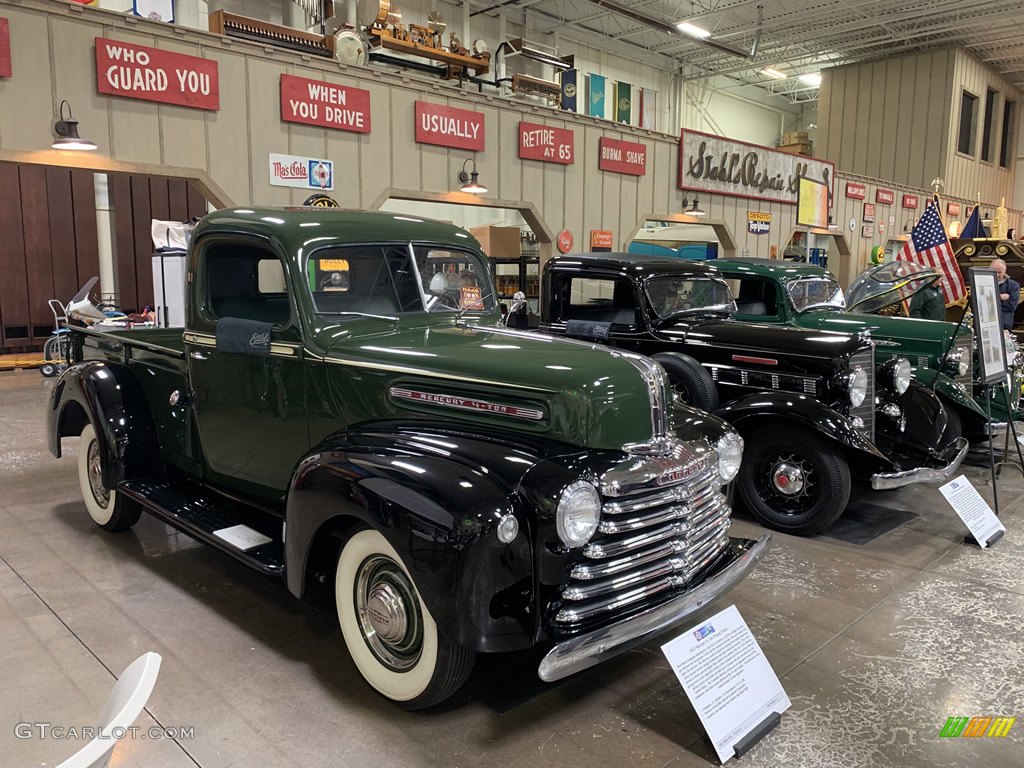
[786,277,846,313]
[305,243,494,318]
[645,276,735,319]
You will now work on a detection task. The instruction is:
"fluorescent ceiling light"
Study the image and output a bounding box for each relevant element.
[676,21,711,39]
[799,72,823,86]
[761,67,787,80]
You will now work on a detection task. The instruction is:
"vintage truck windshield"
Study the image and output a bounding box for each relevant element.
[786,277,846,313]
[305,243,494,317]
[645,276,735,319]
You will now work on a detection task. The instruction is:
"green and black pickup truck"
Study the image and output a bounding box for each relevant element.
[46,207,768,709]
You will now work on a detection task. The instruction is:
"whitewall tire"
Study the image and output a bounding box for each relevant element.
[335,529,475,709]
[77,423,141,532]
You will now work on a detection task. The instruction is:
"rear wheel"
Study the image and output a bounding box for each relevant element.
[738,426,850,536]
[335,529,475,709]
[77,424,142,531]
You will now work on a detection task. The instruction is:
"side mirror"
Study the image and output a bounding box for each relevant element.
[501,291,528,327]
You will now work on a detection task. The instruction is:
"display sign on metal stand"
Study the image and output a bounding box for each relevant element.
[939,475,1006,548]
[662,605,789,763]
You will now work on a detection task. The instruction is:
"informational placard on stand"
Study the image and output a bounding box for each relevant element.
[969,269,1008,383]
[939,475,1006,548]
[662,605,790,763]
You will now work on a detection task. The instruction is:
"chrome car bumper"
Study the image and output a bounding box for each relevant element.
[870,436,969,490]
[537,533,771,683]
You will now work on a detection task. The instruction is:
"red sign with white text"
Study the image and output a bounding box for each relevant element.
[280,74,370,133]
[598,138,646,175]
[845,182,866,199]
[518,121,574,164]
[415,101,484,150]
[0,18,11,78]
[902,194,919,209]
[590,230,614,250]
[95,37,219,110]
[947,202,962,216]
[876,189,894,205]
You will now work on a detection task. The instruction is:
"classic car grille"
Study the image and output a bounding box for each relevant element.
[849,348,875,440]
[552,465,731,628]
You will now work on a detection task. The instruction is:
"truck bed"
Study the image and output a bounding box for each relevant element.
[75,325,187,357]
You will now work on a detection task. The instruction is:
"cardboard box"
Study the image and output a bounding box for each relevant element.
[470,225,522,258]
[779,142,813,156]
[782,130,809,146]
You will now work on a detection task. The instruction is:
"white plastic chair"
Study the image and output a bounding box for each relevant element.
[55,652,162,768]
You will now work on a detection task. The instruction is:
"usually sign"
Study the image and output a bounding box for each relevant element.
[518,121,574,164]
[845,182,866,199]
[598,137,646,175]
[747,211,771,235]
[95,37,219,110]
[0,18,11,78]
[902,194,919,209]
[876,189,894,205]
[679,129,834,205]
[280,74,370,133]
[269,153,333,191]
[415,101,484,150]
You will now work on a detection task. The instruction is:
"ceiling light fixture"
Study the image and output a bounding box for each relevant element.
[676,21,711,39]
[457,158,488,195]
[51,100,97,151]
[761,67,787,80]
[799,72,823,87]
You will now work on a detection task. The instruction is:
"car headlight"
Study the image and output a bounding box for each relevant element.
[944,347,969,377]
[892,358,911,394]
[848,367,868,407]
[556,481,601,548]
[716,432,744,483]
[1004,333,1018,364]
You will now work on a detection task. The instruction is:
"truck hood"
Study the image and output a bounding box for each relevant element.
[806,311,961,358]
[657,317,869,360]
[316,322,664,451]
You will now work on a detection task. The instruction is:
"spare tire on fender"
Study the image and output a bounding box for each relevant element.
[654,352,719,411]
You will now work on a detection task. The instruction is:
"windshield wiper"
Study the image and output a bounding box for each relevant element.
[661,305,733,320]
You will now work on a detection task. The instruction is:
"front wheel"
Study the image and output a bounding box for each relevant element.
[335,530,475,709]
[738,426,851,536]
[77,424,142,531]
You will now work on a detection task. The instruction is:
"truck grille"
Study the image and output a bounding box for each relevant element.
[552,464,731,629]
[849,348,875,440]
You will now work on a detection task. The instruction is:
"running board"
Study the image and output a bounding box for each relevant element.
[118,478,285,576]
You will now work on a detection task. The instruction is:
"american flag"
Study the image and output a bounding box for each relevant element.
[897,199,966,303]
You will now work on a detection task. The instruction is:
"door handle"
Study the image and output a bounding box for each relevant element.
[190,351,209,361]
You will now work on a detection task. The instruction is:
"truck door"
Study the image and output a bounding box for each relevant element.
[548,271,643,351]
[185,240,307,502]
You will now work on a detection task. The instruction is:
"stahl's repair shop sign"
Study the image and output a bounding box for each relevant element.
[679,129,834,205]
[280,75,370,133]
[519,121,574,164]
[598,138,647,175]
[415,101,484,150]
[96,38,219,110]
[0,18,11,78]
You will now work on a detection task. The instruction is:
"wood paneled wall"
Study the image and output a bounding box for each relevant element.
[0,163,99,349]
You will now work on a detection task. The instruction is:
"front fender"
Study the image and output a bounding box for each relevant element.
[46,361,160,488]
[285,426,540,653]
[714,392,890,466]
[876,379,949,465]
[912,367,987,420]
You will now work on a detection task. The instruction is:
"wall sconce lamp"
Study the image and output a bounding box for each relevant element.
[457,158,487,194]
[52,100,97,151]
[681,193,705,217]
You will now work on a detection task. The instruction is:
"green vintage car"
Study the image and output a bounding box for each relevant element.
[715,258,1022,440]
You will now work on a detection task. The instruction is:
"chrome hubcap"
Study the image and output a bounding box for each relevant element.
[771,462,804,496]
[86,439,110,509]
[355,555,422,671]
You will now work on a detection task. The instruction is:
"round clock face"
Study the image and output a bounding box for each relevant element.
[848,217,857,232]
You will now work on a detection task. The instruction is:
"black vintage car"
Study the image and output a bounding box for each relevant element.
[540,254,967,536]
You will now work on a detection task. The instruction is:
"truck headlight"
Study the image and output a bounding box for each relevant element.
[716,433,743,483]
[848,367,868,407]
[945,347,969,377]
[556,481,601,548]
[891,358,911,394]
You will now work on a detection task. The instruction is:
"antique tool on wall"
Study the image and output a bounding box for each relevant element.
[335,28,368,66]
[494,37,573,101]
[209,10,336,57]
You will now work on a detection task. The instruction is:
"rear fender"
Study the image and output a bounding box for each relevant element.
[47,361,161,487]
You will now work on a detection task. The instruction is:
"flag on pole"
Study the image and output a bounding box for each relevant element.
[897,199,966,303]
[587,73,606,118]
[639,88,658,130]
[614,81,632,124]
[960,206,988,239]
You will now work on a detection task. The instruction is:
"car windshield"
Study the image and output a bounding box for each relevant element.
[845,261,942,313]
[645,276,735,319]
[786,277,846,313]
[305,243,494,318]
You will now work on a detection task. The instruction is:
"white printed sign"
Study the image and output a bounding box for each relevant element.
[939,474,1006,548]
[268,153,334,191]
[662,605,790,763]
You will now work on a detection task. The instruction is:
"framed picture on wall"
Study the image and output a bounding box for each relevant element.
[969,268,1007,384]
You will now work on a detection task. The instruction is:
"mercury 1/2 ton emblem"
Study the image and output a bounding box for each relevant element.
[389,387,545,421]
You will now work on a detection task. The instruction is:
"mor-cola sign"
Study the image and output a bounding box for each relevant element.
[679,129,834,205]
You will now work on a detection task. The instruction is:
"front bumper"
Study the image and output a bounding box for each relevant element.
[537,533,770,683]
[870,436,969,490]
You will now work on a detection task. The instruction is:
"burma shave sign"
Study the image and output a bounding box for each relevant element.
[280,74,370,133]
[598,138,646,175]
[679,129,833,205]
[95,38,219,110]
[415,101,484,150]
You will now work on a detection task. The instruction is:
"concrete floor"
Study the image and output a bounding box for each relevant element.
[2,369,1023,768]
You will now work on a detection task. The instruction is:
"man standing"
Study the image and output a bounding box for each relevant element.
[990,258,1020,332]
[908,282,946,320]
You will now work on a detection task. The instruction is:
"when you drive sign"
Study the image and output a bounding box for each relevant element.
[95,38,219,110]
[280,74,371,133]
